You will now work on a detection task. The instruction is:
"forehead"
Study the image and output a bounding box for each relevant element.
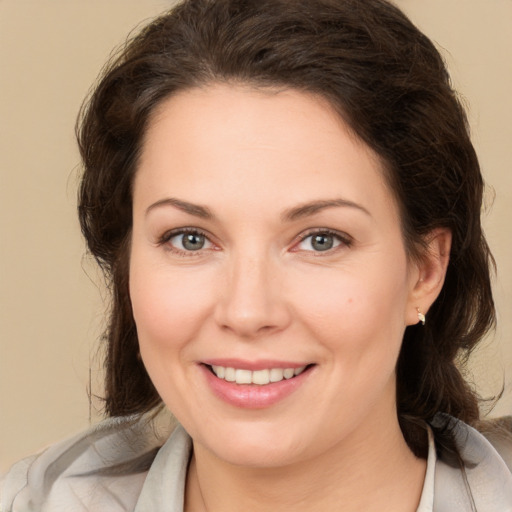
[135,84,398,222]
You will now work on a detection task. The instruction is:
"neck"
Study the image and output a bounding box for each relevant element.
[185,415,426,512]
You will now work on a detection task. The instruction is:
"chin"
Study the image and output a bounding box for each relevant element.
[212,440,302,468]
[189,416,316,468]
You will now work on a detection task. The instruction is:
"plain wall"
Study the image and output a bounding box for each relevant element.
[1,0,511,474]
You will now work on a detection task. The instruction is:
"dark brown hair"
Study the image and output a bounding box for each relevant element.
[77,0,495,458]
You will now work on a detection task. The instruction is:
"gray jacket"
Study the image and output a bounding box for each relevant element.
[2,415,512,511]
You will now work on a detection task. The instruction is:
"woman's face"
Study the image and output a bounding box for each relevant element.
[130,84,423,467]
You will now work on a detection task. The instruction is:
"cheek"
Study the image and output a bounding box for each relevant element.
[128,256,219,411]
[289,255,410,359]
[293,270,408,327]
[129,257,215,356]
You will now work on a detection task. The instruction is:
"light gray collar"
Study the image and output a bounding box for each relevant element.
[433,418,512,511]
[134,425,191,512]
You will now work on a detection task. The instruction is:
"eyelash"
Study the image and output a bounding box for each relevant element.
[293,229,353,254]
[157,227,352,256]
[158,227,214,257]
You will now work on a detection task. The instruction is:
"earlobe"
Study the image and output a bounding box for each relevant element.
[407,228,452,326]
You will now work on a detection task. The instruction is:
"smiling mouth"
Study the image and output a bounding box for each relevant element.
[205,364,312,385]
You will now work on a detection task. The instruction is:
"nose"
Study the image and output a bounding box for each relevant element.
[214,253,291,339]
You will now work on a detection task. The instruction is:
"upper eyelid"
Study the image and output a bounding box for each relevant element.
[296,228,352,242]
[159,226,211,242]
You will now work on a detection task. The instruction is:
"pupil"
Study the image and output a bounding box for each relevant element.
[183,233,205,250]
[312,234,333,251]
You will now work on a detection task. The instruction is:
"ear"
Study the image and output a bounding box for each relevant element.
[405,228,452,326]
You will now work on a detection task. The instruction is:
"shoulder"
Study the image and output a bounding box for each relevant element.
[432,415,512,512]
[1,414,174,512]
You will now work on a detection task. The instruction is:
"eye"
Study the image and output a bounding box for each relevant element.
[295,230,351,253]
[162,229,214,253]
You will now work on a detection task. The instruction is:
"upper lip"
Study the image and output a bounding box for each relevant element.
[201,358,312,371]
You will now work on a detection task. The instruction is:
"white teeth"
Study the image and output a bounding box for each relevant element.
[224,367,236,382]
[283,368,295,379]
[294,365,306,376]
[252,369,270,385]
[235,369,252,384]
[210,365,308,385]
[212,365,225,378]
[269,368,284,382]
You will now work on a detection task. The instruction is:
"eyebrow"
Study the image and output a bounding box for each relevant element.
[145,197,214,219]
[281,199,371,222]
[145,197,370,222]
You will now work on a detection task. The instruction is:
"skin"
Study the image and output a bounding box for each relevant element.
[130,84,451,511]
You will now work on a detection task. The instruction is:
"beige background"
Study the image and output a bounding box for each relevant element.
[1,0,511,474]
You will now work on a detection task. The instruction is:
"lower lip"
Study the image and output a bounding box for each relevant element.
[201,365,312,409]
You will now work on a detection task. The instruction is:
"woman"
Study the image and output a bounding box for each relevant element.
[2,0,511,510]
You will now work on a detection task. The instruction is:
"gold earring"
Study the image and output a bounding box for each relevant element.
[416,308,426,325]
